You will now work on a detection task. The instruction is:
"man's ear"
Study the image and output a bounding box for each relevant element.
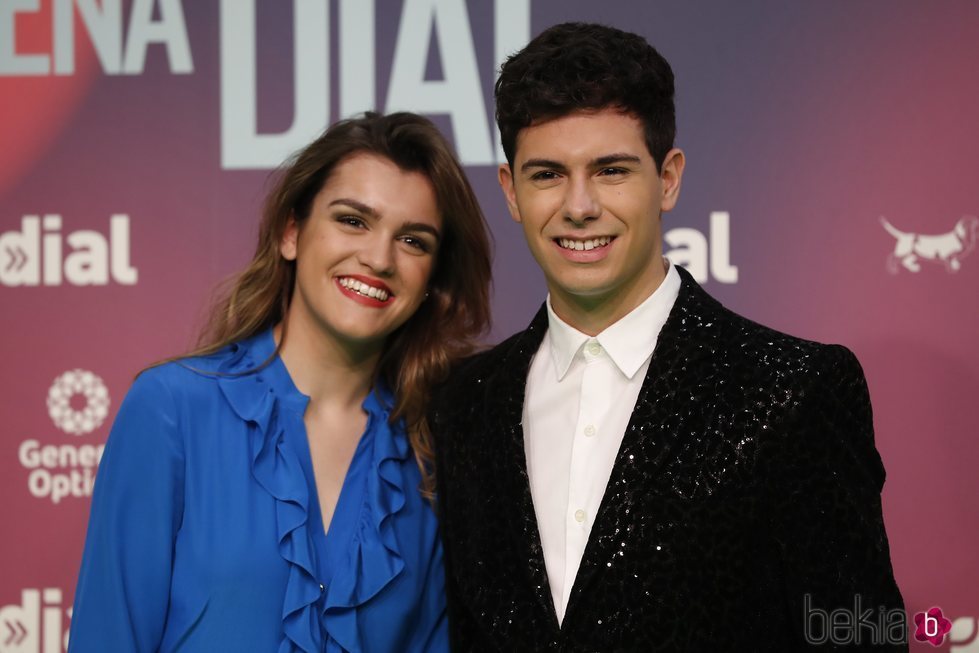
[498,163,522,224]
[280,216,299,261]
[659,148,686,213]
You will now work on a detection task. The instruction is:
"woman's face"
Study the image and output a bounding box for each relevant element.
[280,152,442,351]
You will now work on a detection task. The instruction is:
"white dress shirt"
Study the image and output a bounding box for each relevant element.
[523,262,681,624]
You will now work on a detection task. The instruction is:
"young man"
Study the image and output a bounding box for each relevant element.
[433,22,905,652]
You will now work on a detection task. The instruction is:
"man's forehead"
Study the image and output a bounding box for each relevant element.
[525,106,636,127]
[513,109,648,163]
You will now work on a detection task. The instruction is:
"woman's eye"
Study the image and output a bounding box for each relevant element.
[337,215,366,228]
[399,236,430,253]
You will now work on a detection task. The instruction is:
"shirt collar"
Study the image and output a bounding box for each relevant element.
[545,262,681,381]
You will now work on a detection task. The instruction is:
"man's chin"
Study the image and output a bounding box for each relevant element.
[547,282,619,307]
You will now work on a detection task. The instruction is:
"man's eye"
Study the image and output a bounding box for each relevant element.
[599,167,626,176]
[530,171,559,181]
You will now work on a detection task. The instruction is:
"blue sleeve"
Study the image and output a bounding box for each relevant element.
[68,368,185,653]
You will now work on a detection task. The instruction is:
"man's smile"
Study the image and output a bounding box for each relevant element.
[555,236,615,251]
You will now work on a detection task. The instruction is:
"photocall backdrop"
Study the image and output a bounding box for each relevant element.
[1,1,977,650]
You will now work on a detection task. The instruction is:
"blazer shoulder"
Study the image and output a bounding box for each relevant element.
[439,329,528,392]
[431,327,533,435]
[718,305,857,368]
[673,265,862,377]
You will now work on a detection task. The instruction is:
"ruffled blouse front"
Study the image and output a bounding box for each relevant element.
[68,330,448,653]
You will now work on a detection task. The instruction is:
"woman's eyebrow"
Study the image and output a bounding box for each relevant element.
[329,198,378,218]
[331,198,440,241]
[401,222,441,242]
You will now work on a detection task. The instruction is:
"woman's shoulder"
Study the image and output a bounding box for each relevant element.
[118,365,213,426]
[127,340,257,407]
[136,350,228,387]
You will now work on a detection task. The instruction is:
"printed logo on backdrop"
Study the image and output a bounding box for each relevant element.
[16,371,108,505]
[46,371,110,436]
[665,211,739,284]
[0,588,70,653]
[0,215,136,287]
[0,0,533,169]
[947,616,979,652]
[880,216,979,274]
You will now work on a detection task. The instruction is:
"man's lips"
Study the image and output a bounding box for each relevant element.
[554,236,614,251]
[551,235,617,262]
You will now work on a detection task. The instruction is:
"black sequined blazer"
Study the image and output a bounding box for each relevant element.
[432,266,905,652]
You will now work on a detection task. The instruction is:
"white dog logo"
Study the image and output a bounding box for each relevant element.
[880,216,979,273]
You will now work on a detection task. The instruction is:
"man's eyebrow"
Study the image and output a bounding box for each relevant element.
[520,158,567,174]
[593,153,642,167]
[329,198,379,218]
[520,154,643,173]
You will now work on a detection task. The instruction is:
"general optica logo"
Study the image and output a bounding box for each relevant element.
[46,370,109,435]
[881,216,979,274]
[16,371,108,504]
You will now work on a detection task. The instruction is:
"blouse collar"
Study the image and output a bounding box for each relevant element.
[213,327,410,653]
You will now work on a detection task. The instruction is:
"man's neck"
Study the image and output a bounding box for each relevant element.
[548,262,669,336]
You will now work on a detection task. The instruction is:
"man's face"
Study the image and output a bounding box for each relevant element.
[499,108,684,330]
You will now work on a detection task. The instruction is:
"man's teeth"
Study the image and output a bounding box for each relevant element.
[557,236,612,251]
[338,277,390,301]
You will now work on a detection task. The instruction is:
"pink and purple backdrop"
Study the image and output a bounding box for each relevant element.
[2,1,977,650]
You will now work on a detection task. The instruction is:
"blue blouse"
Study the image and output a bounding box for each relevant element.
[68,330,448,653]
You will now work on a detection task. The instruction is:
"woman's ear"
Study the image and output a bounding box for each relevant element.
[280,217,299,261]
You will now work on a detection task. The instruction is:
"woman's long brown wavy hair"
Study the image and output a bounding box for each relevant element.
[186,112,492,495]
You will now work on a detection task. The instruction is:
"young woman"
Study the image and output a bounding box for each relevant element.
[67,112,492,652]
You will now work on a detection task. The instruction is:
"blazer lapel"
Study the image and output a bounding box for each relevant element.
[562,267,724,624]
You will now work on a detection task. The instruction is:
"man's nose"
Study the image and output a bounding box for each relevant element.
[562,175,601,226]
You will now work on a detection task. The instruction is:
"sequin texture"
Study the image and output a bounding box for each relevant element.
[433,266,905,652]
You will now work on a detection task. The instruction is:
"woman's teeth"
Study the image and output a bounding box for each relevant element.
[557,236,612,251]
[338,277,390,301]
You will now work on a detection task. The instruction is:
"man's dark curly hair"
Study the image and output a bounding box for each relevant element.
[495,22,676,171]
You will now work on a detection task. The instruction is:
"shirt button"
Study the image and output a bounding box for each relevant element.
[587,342,602,356]
[584,424,596,437]
[574,509,587,523]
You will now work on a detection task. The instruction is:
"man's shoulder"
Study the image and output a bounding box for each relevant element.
[661,294,865,416]
[438,329,526,396]
[431,324,538,433]
[703,299,858,377]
